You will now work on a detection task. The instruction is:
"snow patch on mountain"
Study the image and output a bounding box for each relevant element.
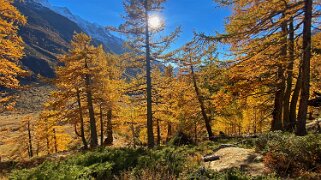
[31,0,51,7]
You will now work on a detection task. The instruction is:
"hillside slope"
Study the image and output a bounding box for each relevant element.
[15,1,124,79]
[15,2,81,78]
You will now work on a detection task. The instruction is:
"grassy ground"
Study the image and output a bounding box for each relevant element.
[0,84,54,161]
[4,138,277,180]
[6,132,321,179]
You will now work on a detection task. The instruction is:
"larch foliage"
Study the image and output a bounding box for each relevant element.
[212,0,320,134]
[109,0,180,148]
[34,111,72,155]
[0,0,27,112]
[171,37,217,139]
[7,115,36,160]
[40,33,123,150]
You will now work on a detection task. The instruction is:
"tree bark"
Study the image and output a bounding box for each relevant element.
[144,1,154,148]
[190,64,214,139]
[271,67,285,131]
[27,120,33,158]
[46,133,49,154]
[166,122,172,142]
[85,60,98,148]
[283,18,295,131]
[271,19,287,131]
[45,121,50,154]
[53,128,58,153]
[259,110,263,133]
[297,0,312,136]
[290,68,302,131]
[253,108,257,134]
[165,66,173,142]
[156,119,161,145]
[105,109,113,145]
[131,117,136,148]
[76,88,88,149]
[100,103,104,146]
[194,120,198,143]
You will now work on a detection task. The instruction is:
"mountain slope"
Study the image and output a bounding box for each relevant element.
[16,1,82,78]
[52,6,125,55]
[32,0,124,54]
[15,1,124,79]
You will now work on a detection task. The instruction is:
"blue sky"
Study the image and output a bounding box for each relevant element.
[48,0,231,51]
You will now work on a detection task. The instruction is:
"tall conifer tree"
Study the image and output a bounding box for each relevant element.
[110,0,180,148]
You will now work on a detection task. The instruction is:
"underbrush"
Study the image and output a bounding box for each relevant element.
[10,147,193,180]
[9,139,268,180]
[256,132,321,178]
[187,168,278,180]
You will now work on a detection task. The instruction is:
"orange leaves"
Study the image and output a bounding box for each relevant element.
[0,0,27,113]
[38,33,125,150]
[0,95,16,112]
[212,90,233,113]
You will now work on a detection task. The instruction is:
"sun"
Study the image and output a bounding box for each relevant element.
[149,15,162,29]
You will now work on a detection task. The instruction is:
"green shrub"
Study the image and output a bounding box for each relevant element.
[256,132,321,177]
[168,132,194,146]
[10,148,143,179]
[136,147,185,176]
[186,168,278,180]
[238,138,256,149]
[10,147,188,179]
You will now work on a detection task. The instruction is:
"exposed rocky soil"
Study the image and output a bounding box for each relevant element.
[204,147,269,176]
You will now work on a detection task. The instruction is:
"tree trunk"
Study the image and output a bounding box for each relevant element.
[165,67,173,142]
[190,64,214,139]
[46,134,49,154]
[100,103,104,146]
[297,0,312,136]
[46,122,50,154]
[85,60,98,148]
[53,128,58,153]
[283,18,295,131]
[27,120,33,158]
[144,2,154,148]
[166,122,172,142]
[271,68,285,131]
[131,118,136,148]
[76,88,88,149]
[290,66,302,131]
[36,141,39,156]
[253,108,257,135]
[259,110,263,133]
[271,20,287,131]
[156,119,161,145]
[105,109,113,145]
[194,120,197,143]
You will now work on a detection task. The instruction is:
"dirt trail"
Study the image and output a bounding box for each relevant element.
[204,147,268,176]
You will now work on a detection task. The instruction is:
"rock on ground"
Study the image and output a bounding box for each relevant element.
[204,147,268,176]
